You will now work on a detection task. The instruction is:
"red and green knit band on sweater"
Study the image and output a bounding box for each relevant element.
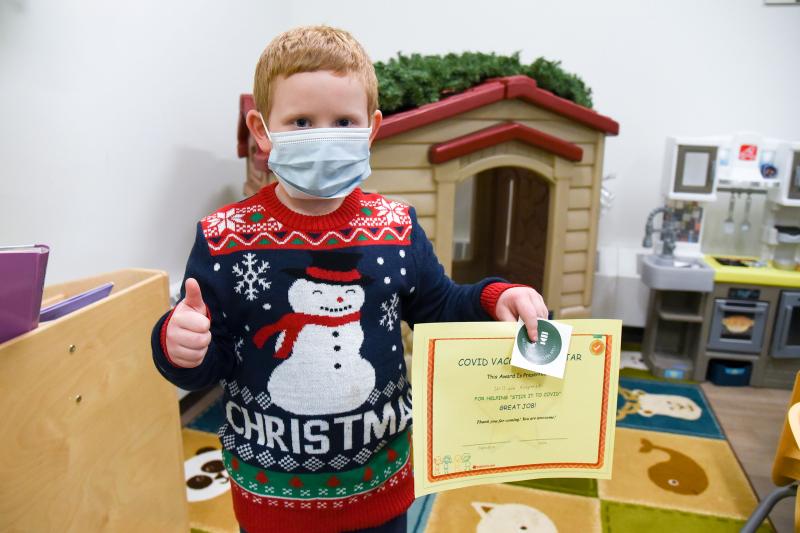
[222,428,411,499]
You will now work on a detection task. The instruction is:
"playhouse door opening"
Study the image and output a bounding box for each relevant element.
[451,166,550,291]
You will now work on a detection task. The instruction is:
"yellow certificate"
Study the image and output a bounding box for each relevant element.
[411,319,621,496]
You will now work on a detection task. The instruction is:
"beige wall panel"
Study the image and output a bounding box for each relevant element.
[455,99,566,121]
[576,143,596,165]
[566,209,591,230]
[568,188,593,210]
[362,168,435,193]
[378,119,504,145]
[583,136,606,305]
[563,252,588,273]
[509,143,556,170]
[559,306,591,318]
[459,141,556,173]
[371,143,430,168]
[565,231,589,251]
[562,272,586,293]
[560,292,583,308]
[571,165,595,187]
[383,117,599,145]
[517,120,599,144]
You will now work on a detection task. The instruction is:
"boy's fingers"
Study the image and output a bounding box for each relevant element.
[494,304,516,322]
[530,293,549,319]
[172,328,212,350]
[173,308,211,333]
[517,298,540,341]
[183,278,207,314]
[170,347,207,368]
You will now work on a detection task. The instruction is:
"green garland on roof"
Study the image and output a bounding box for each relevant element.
[374,51,593,115]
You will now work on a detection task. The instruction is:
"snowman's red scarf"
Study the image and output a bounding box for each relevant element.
[252,311,361,359]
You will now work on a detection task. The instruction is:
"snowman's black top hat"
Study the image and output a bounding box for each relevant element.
[283,251,373,286]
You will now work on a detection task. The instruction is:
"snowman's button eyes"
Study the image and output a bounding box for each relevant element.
[333,345,341,351]
[346,289,356,294]
[332,331,339,337]
[334,363,342,369]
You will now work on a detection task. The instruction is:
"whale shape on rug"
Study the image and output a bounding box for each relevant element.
[639,438,709,495]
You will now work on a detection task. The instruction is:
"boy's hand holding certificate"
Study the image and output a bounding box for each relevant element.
[411,319,621,496]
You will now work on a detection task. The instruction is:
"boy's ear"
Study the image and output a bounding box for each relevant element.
[246,109,272,155]
[368,110,383,147]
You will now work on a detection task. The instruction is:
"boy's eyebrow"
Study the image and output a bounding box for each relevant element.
[283,112,362,122]
[282,112,312,120]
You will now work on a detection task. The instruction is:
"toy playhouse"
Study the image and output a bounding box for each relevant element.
[237,75,618,325]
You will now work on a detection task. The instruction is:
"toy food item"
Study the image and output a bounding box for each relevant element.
[722,315,754,334]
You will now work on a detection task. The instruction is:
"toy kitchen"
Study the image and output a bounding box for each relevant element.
[640,131,800,388]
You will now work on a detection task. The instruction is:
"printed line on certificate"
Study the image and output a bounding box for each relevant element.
[464,440,511,447]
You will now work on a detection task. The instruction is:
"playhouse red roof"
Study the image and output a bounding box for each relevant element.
[237,75,618,165]
[429,122,584,164]
[376,75,619,140]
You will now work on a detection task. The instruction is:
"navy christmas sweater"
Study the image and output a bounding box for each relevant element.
[150,181,526,533]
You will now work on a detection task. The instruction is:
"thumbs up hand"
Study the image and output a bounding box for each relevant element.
[165,278,213,368]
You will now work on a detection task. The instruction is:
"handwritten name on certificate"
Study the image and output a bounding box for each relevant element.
[411,319,621,496]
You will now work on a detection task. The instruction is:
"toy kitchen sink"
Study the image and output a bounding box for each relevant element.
[640,254,715,292]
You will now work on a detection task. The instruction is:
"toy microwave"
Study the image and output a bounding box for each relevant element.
[662,132,798,205]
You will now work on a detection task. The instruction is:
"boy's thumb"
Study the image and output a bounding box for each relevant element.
[183,278,206,314]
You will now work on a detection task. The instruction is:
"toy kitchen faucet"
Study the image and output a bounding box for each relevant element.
[642,206,678,257]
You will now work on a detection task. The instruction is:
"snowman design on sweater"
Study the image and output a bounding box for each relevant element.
[252,252,376,416]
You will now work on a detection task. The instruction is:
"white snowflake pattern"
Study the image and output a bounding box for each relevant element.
[207,208,247,235]
[379,292,399,331]
[375,198,405,224]
[232,253,271,301]
[234,337,244,362]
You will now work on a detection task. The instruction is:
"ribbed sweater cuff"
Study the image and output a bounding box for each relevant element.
[480,282,531,320]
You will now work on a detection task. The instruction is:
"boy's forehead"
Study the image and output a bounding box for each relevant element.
[271,70,367,115]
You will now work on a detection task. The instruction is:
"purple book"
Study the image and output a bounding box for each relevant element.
[0,244,50,344]
[39,282,114,322]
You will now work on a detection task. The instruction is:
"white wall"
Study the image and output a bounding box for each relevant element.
[2,0,799,286]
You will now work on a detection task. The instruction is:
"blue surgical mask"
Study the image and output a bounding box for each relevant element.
[259,114,372,199]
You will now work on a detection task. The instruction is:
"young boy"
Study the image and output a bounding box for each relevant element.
[151,25,548,533]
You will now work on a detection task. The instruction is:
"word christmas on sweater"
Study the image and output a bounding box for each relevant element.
[225,388,412,455]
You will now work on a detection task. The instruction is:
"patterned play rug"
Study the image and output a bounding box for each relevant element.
[181,376,772,532]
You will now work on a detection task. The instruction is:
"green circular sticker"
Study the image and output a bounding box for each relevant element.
[516,321,562,366]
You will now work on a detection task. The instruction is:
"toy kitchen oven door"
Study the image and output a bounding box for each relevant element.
[707,288,770,355]
[772,291,800,359]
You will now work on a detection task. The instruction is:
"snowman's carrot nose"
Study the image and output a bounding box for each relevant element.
[337,296,344,303]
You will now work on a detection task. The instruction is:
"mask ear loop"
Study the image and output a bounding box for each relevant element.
[258,113,273,143]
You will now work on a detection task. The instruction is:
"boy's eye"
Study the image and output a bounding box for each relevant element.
[336,118,353,127]
[294,118,311,128]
